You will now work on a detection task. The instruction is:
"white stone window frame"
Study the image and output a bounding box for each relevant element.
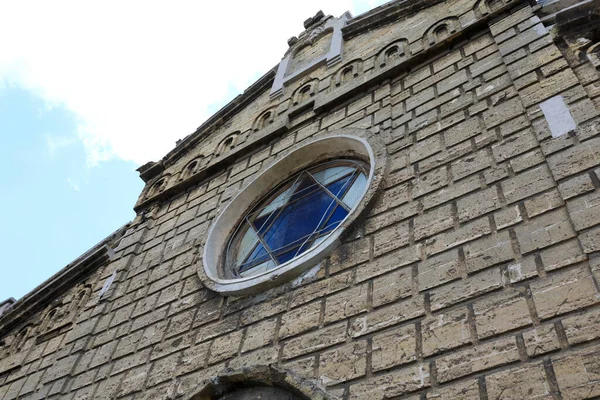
[199,130,387,296]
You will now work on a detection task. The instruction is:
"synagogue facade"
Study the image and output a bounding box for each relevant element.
[1,0,600,398]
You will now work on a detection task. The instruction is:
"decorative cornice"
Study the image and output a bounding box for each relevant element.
[0,224,129,337]
[342,0,446,40]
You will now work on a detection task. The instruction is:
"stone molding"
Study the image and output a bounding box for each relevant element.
[0,224,128,337]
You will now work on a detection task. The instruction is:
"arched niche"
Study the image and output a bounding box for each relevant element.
[215,132,241,157]
[332,59,363,87]
[377,40,409,68]
[183,365,331,400]
[70,285,92,313]
[253,109,276,132]
[179,156,206,181]
[292,79,318,105]
[474,0,515,17]
[147,174,171,199]
[424,18,461,48]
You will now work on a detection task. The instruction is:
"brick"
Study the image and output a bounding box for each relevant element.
[523,324,561,357]
[562,308,600,345]
[464,230,514,273]
[485,363,552,399]
[492,129,538,161]
[451,150,491,180]
[457,186,501,222]
[229,347,279,371]
[552,346,600,399]
[324,284,368,324]
[421,307,471,357]
[372,324,416,371]
[373,221,410,256]
[414,204,454,240]
[567,190,600,231]
[406,87,435,112]
[426,216,491,256]
[279,301,321,339]
[507,255,538,283]
[436,337,519,383]
[329,238,370,274]
[414,167,449,199]
[514,208,576,254]
[242,318,276,353]
[539,239,586,271]
[498,23,547,56]
[423,174,481,210]
[427,379,479,400]
[350,296,425,337]
[558,174,595,200]
[501,165,554,204]
[356,245,420,283]
[418,249,460,291]
[429,268,503,311]
[349,364,430,400]
[410,135,442,162]
[146,352,181,387]
[470,53,503,78]
[282,322,346,360]
[581,226,600,253]
[372,267,412,307]
[523,189,563,218]
[483,97,525,129]
[208,330,243,364]
[365,202,419,233]
[437,69,468,94]
[319,341,367,385]
[530,266,599,320]
[508,44,562,79]
[473,288,531,339]
[520,68,579,107]
[433,49,461,73]
[444,118,482,147]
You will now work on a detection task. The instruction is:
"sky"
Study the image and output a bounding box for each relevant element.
[0,0,389,301]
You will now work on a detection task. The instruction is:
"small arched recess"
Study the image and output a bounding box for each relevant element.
[424,17,461,48]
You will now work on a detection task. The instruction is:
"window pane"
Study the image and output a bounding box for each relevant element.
[326,173,355,199]
[240,242,271,271]
[312,166,354,186]
[263,185,336,260]
[239,259,276,278]
[234,226,260,266]
[256,181,300,218]
[342,172,368,209]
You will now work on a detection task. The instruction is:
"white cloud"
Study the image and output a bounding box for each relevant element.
[0,0,388,166]
[66,177,80,192]
[45,133,77,157]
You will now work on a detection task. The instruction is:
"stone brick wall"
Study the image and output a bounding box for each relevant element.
[2,1,600,399]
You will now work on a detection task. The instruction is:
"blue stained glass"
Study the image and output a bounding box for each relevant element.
[323,205,349,233]
[325,173,355,198]
[289,174,319,202]
[239,242,271,272]
[253,212,274,234]
[263,184,336,263]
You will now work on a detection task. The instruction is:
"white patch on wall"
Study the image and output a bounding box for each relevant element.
[539,95,577,138]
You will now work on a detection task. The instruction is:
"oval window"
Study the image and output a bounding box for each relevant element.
[226,159,369,279]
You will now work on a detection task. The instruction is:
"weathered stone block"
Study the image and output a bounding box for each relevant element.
[435,337,519,383]
[421,307,470,357]
[553,346,600,399]
[371,324,416,371]
[485,363,552,399]
[319,341,367,386]
[429,268,503,311]
[473,288,531,339]
[523,324,561,357]
[530,266,599,320]
[349,364,430,400]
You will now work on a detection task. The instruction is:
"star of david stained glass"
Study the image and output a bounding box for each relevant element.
[226,160,368,278]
